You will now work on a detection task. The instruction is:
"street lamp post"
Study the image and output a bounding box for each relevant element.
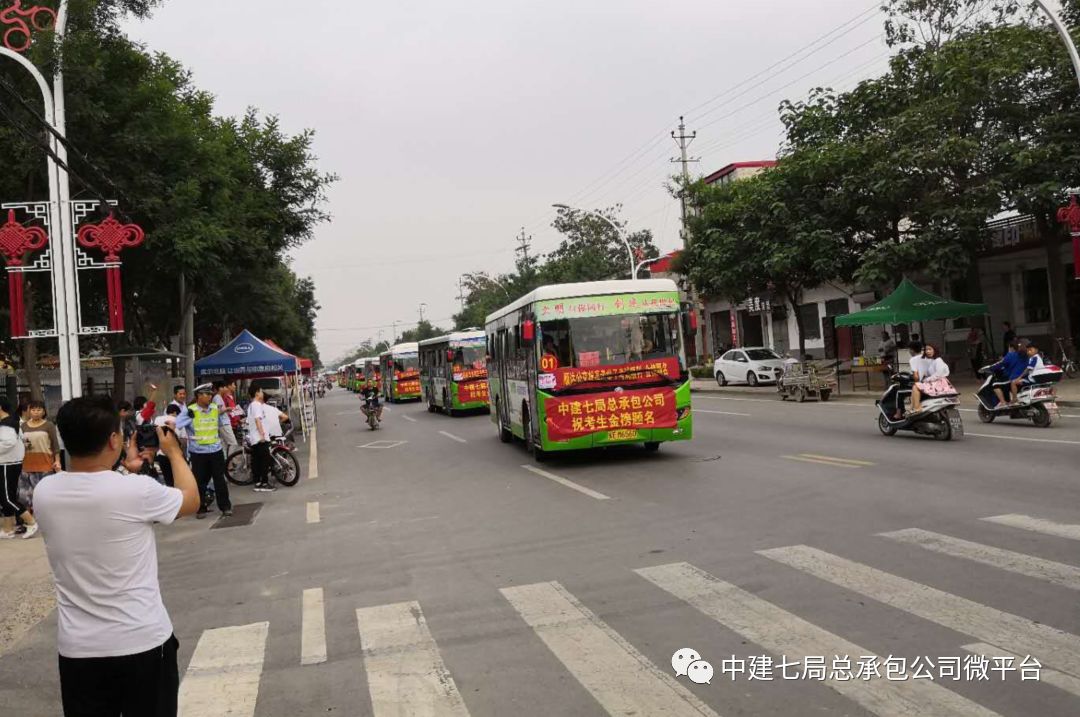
[553,203,637,279]
[0,0,81,399]
[469,274,511,298]
[1035,0,1080,95]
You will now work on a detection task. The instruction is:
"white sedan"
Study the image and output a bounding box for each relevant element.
[713,347,786,386]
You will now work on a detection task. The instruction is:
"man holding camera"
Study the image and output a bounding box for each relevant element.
[174,383,232,519]
[33,396,201,716]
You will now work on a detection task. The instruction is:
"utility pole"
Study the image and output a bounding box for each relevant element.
[670,116,706,365]
[671,115,699,242]
[515,226,531,265]
[456,277,466,313]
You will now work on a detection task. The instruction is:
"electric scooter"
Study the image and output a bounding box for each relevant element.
[876,370,964,441]
[974,363,1063,428]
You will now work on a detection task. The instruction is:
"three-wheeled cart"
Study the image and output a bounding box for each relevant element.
[777,362,835,402]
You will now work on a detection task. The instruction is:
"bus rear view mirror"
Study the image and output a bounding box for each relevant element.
[447,349,455,361]
[521,320,535,343]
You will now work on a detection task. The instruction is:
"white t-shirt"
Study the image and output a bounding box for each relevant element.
[908,354,928,378]
[245,401,268,444]
[262,406,284,438]
[33,471,183,658]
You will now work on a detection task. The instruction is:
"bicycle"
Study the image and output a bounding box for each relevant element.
[1055,337,1078,379]
[224,426,300,487]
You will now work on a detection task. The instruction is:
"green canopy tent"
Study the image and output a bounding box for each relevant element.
[835,279,988,327]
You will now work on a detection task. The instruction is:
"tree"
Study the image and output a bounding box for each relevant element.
[542,205,658,283]
[398,320,446,343]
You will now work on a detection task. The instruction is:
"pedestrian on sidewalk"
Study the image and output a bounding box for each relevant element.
[0,398,37,540]
[34,396,200,716]
[967,326,987,376]
[1002,321,1016,356]
[246,385,275,493]
[176,383,232,519]
[19,400,60,513]
[212,380,240,454]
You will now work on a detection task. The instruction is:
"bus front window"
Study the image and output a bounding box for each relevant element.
[539,313,683,369]
[453,344,486,371]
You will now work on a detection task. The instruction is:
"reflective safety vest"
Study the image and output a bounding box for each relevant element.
[188,403,221,446]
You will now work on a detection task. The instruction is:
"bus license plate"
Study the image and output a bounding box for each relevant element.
[607,429,641,441]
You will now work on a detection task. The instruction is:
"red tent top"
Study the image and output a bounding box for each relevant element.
[264,339,313,373]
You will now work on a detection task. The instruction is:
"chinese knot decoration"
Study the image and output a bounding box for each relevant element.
[0,209,48,337]
[76,214,145,332]
[1054,194,1080,280]
[0,1,56,53]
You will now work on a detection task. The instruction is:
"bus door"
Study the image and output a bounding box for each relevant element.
[496,328,509,425]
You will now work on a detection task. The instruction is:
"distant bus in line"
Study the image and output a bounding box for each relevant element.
[379,342,421,402]
[485,278,692,460]
[418,330,490,416]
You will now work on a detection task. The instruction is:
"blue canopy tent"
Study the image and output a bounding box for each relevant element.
[195,329,313,441]
[195,329,298,378]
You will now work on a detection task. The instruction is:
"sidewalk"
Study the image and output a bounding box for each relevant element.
[0,537,55,658]
[691,375,1080,408]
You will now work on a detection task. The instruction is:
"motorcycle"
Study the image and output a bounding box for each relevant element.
[360,389,381,430]
[974,363,1063,428]
[876,370,964,441]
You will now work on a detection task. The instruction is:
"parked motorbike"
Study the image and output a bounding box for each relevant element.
[875,370,963,441]
[361,389,380,430]
[974,363,1063,428]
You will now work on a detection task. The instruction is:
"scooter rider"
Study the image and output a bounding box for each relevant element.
[1010,342,1044,400]
[911,343,952,413]
[361,382,383,422]
[989,341,1028,406]
[894,341,925,419]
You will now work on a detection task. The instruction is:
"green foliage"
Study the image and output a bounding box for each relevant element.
[0,2,335,367]
[398,320,446,344]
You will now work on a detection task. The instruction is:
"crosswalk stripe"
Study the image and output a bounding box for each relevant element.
[307,501,321,524]
[962,643,1080,698]
[880,528,1080,591]
[356,601,470,717]
[637,562,998,717]
[980,514,1080,541]
[301,588,327,666]
[500,581,718,717]
[759,545,1080,679]
[307,426,318,479]
[178,621,269,717]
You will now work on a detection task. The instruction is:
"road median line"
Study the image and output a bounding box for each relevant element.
[521,465,611,500]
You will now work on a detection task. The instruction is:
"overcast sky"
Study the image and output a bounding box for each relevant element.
[127,0,892,364]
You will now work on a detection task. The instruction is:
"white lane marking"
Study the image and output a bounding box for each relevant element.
[521,465,611,501]
[307,426,318,480]
[697,394,1080,417]
[500,581,717,717]
[963,643,1080,698]
[438,430,467,443]
[967,432,1080,446]
[178,622,269,717]
[958,408,1079,418]
[695,409,751,416]
[336,409,365,415]
[981,514,1080,541]
[306,501,321,524]
[356,601,470,717]
[402,415,418,423]
[637,562,998,717]
[301,588,328,666]
[760,545,1080,678]
[781,455,862,469]
[880,528,1080,591]
[358,440,407,449]
[798,453,874,466]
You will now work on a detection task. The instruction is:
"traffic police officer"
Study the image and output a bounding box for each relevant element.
[178,383,233,518]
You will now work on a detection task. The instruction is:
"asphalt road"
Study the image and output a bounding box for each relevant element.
[2,387,1079,716]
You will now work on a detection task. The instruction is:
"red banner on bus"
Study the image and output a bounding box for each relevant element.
[395,368,419,380]
[544,387,677,441]
[454,368,487,382]
[547,357,680,390]
[458,379,489,404]
[396,379,421,395]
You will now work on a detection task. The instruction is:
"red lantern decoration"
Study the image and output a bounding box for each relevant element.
[1055,194,1080,280]
[76,214,145,332]
[0,209,48,337]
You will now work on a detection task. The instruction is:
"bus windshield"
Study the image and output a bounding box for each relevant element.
[539,313,682,369]
[394,355,419,372]
[452,344,486,371]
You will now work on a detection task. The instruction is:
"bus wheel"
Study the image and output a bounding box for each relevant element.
[644,442,661,453]
[496,399,512,443]
[427,397,436,413]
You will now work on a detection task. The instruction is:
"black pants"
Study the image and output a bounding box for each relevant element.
[251,441,271,486]
[59,635,179,716]
[190,450,230,511]
[0,462,25,517]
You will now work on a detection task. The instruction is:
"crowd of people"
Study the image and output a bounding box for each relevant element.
[0,378,295,535]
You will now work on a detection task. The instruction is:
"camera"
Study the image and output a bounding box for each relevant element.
[135,424,175,451]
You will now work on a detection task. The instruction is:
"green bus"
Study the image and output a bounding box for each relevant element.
[486,279,692,459]
[379,342,421,402]
[419,330,490,415]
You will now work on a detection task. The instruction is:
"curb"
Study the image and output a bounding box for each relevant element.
[690,386,1080,409]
